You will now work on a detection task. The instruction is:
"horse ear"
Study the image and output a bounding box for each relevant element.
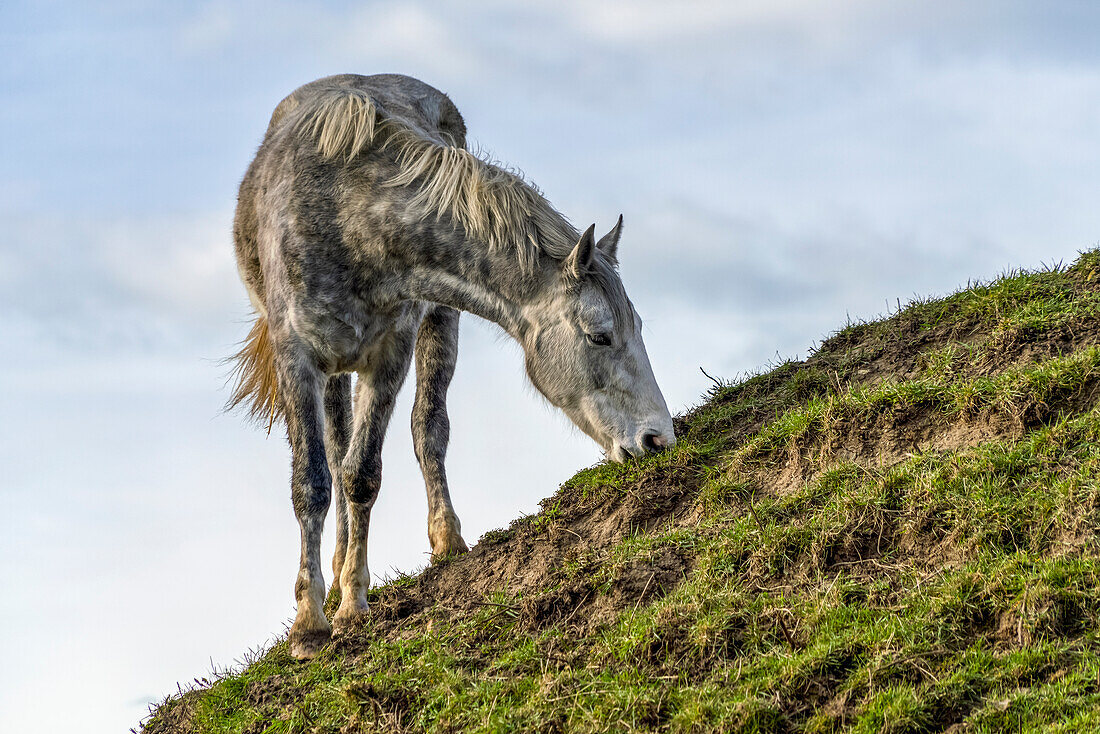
[565,223,597,279]
[596,214,623,265]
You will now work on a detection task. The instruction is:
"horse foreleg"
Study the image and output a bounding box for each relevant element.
[333,329,416,629]
[412,306,468,562]
[323,374,352,596]
[277,350,333,660]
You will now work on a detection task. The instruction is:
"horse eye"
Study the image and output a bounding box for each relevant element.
[586,332,612,347]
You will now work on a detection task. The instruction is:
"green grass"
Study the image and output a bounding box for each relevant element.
[142,249,1100,733]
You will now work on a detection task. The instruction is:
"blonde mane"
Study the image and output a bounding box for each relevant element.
[293,87,579,272]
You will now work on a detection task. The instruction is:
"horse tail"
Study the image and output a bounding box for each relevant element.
[226,315,283,431]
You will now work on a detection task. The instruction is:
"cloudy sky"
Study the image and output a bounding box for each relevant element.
[3,2,1100,731]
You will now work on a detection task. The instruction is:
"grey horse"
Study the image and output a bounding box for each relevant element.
[229,73,675,658]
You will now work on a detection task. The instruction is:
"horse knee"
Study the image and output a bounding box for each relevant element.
[342,461,382,505]
[292,479,332,518]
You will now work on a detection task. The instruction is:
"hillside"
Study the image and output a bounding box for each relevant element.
[143,249,1100,733]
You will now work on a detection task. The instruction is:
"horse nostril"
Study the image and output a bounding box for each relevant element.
[642,432,667,453]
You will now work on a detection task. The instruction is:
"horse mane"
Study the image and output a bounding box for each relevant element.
[292,87,579,273]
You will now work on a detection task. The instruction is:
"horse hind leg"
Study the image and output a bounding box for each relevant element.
[412,306,468,562]
[323,374,352,596]
[333,326,417,629]
[272,338,334,659]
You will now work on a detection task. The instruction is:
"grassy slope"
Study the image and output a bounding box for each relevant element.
[143,250,1100,734]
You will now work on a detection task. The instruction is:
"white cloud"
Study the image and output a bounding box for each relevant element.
[336,4,487,82]
[562,0,882,44]
[94,212,240,320]
[1,211,244,360]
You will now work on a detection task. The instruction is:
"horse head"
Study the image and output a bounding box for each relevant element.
[520,218,676,462]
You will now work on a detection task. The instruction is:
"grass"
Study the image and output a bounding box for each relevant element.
[142,249,1100,733]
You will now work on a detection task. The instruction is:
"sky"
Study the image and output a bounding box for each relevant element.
[2,2,1100,732]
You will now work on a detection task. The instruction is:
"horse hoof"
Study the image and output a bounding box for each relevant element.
[429,514,468,563]
[288,625,331,660]
[430,536,469,563]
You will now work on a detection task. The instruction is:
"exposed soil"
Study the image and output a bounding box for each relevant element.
[336,474,702,652]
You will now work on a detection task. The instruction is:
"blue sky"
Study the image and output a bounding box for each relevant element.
[3,2,1100,732]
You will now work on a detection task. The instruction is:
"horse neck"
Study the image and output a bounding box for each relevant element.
[399,220,562,340]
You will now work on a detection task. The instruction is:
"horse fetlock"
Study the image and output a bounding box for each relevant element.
[294,564,326,597]
[333,563,370,631]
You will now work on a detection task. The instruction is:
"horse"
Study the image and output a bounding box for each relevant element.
[228,73,675,659]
